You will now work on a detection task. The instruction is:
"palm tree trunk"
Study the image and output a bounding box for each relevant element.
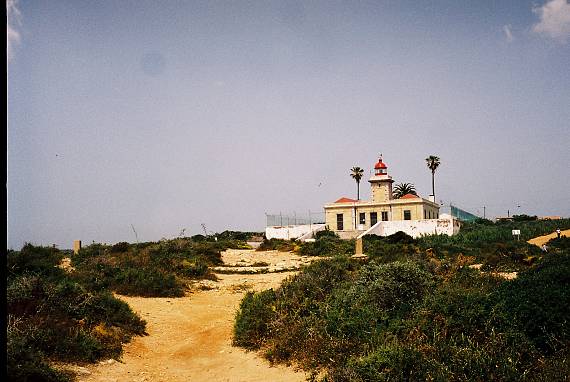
[357,181,360,200]
[431,171,435,201]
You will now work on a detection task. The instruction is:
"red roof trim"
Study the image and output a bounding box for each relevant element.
[334,197,358,203]
[400,193,420,199]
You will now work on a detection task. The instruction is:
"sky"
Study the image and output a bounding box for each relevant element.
[7,0,570,249]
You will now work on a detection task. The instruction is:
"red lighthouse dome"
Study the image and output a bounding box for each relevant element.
[374,155,388,175]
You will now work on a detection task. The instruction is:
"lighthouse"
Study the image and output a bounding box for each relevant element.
[369,155,394,203]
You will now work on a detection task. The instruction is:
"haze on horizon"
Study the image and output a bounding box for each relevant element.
[7,0,570,249]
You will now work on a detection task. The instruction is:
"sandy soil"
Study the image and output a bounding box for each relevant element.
[73,250,316,382]
[527,229,569,247]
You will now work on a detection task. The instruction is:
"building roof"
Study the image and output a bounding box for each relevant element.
[400,193,420,199]
[334,197,358,203]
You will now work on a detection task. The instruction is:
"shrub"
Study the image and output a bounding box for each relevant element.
[72,238,226,297]
[234,289,277,349]
[7,318,72,382]
[384,231,416,244]
[315,229,339,239]
[547,236,570,251]
[6,244,147,381]
[7,244,65,279]
[336,345,430,382]
[233,230,570,381]
[298,236,354,257]
[113,268,185,297]
[110,241,130,253]
[324,261,435,347]
[496,253,570,353]
[256,238,296,252]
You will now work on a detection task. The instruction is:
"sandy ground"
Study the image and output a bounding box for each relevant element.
[527,229,569,247]
[72,250,317,382]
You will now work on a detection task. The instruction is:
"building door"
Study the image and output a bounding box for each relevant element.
[336,214,344,231]
[370,212,377,226]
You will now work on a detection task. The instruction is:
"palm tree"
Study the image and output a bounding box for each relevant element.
[393,182,417,199]
[425,155,441,201]
[350,166,364,200]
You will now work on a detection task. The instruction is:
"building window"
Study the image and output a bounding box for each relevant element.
[381,211,389,221]
[404,210,411,220]
[370,212,378,226]
[336,214,344,230]
[424,210,427,219]
[359,213,366,225]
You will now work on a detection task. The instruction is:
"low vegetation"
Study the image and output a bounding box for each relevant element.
[298,230,355,257]
[73,233,259,297]
[7,244,146,382]
[234,220,570,381]
[256,238,298,252]
[7,231,261,381]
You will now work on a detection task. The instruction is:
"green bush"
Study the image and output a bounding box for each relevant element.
[298,236,354,257]
[547,236,570,251]
[496,253,570,352]
[234,225,570,381]
[6,244,147,381]
[113,268,185,297]
[234,289,277,349]
[324,262,434,350]
[72,238,228,297]
[7,319,72,382]
[256,238,296,252]
[7,244,65,279]
[315,229,339,239]
[337,345,430,382]
[418,218,570,246]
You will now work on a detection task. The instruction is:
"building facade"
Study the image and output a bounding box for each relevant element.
[324,156,441,238]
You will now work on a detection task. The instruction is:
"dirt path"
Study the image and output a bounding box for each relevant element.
[527,229,569,247]
[74,250,315,382]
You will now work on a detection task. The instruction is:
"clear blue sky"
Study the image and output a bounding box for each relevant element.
[7,0,570,249]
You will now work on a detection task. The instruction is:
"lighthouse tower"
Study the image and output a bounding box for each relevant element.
[369,155,394,203]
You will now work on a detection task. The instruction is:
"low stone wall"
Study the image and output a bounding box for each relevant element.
[265,224,326,241]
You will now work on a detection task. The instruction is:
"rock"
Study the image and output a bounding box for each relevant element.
[75,367,91,375]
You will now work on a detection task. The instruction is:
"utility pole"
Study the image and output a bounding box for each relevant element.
[483,206,486,219]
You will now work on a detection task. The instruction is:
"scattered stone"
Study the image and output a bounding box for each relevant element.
[74,367,91,376]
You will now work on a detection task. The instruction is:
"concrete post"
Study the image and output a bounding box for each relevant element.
[73,240,82,255]
[351,237,368,260]
[355,237,363,255]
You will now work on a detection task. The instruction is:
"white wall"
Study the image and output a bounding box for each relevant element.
[358,215,460,239]
[265,224,326,241]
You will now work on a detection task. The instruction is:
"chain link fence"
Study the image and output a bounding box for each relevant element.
[440,204,480,222]
[266,212,325,227]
